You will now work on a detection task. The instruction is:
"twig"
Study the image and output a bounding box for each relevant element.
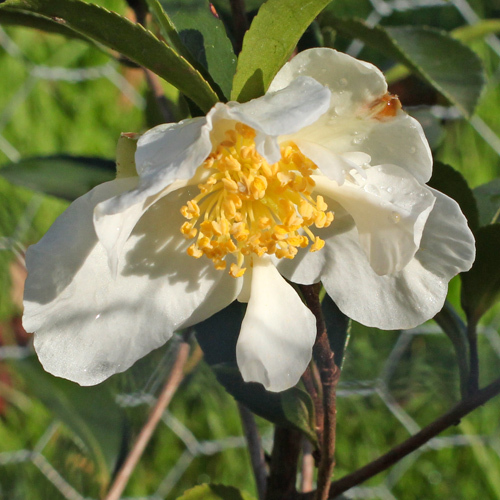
[265,426,302,500]
[104,335,191,500]
[296,375,500,499]
[238,403,267,500]
[314,335,340,500]
[302,366,323,446]
[300,438,315,493]
[228,0,248,53]
[467,318,479,395]
[301,284,341,500]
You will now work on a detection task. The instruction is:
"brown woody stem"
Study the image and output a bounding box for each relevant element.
[300,284,340,500]
[265,426,302,500]
[296,375,500,499]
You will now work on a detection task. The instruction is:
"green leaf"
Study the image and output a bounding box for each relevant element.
[474,178,500,226]
[0,0,219,112]
[322,294,350,369]
[12,356,127,483]
[176,483,256,500]
[159,0,236,99]
[0,8,90,42]
[195,303,317,444]
[1,155,115,201]
[461,224,500,324]
[231,0,333,102]
[428,161,480,232]
[321,17,485,117]
[144,0,193,61]
[281,387,317,444]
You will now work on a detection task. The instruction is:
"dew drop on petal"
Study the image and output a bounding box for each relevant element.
[352,136,365,145]
[339,78,348,87]
[410,146,417,154]
[364,184,380,196]
[391,211,401,223]
[386,186,393,194]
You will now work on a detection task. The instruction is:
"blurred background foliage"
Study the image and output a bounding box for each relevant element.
[0,0,500,499]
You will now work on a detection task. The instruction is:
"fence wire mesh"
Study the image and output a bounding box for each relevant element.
[1,0,500,499]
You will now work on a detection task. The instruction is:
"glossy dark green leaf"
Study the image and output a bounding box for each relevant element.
[429,161,479,232]
[195,302,317,444]
[281,386,317,444]
[176,483,256,500]
[159,0,236,99]
[0,8,90,42]
[0,155,115,201]
[322,293,350,369]
[0,0,219,112]
[321,17,485,117]
[474,178,500,227]
[461,225,500,324]
[231,0,333,102]
[13,357,127,482]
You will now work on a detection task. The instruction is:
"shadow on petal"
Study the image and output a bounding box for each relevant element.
[121,187,219,292]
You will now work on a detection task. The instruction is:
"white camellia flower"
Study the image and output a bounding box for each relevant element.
[23,48,475,392]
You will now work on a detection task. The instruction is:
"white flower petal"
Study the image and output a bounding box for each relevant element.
[270,49,432,184]
[269,48,387,112]
[417,188,475,277]
[319,226,449,330]
[277,204,353,285]
[24,183,239,385]
[232,76,331,136]
[209,76,331,164]
[97,118,211,220]
[279,182,475,331]
[135,117,210,181]
[294,140,351,185]
[314,165,435,275]
[94,178,191,276]
[236,256,316,392]
[290,109,432,185]
[356,113,433,184]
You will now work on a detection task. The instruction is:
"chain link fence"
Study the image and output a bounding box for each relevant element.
[1,0,500,498]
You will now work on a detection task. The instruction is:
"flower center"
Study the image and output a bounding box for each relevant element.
[180,123,334,277]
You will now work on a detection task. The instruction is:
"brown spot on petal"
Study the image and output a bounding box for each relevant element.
[369,93,402,121]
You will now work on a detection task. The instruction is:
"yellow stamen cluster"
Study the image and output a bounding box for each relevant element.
[180,123,334,277]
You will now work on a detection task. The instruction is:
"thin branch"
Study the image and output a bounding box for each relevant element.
[238,403,267,500]
[314,335,340,500]
[228,0,248,53]
[300,438,315,493]
[467,318,479,395]
[104,335,191,500]
[265,426,302,500]
[301,284,341,500]
[302,365,323,446]
[296,375,500,499]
